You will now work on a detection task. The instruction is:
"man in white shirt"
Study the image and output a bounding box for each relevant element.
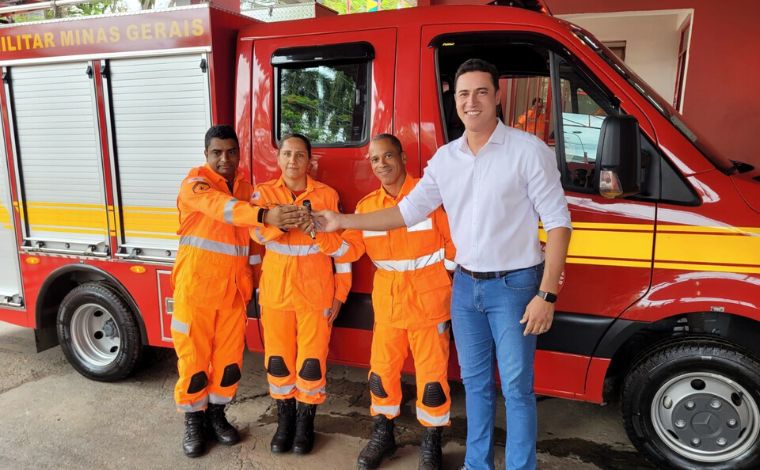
[315,59,571,470]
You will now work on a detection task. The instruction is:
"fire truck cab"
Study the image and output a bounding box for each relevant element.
[1,3,759,468]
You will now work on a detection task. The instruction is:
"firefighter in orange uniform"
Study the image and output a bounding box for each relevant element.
[514,97,547,139]
[341,134,456,470]
[171,125,305,458]
[251,133,352,455]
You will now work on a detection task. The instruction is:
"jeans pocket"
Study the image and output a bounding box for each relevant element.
[503,266,540,290]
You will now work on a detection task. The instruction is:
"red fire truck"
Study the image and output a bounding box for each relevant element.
[1,2,759,468]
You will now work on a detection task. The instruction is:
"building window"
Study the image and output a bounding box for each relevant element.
[273,42,372,146]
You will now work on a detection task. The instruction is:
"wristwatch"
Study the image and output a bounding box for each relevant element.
[536,290,558,303]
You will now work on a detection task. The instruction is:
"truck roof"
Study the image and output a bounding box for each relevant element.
[237,4,564,41]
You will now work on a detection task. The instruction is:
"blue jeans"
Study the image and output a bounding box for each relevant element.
[451,264,542,470]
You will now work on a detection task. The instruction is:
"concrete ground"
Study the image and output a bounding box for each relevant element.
[0,322,654,469]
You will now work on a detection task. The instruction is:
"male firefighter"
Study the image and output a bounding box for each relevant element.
[171,125,306,458]
[341,134,456,470]
[251,133,352,456]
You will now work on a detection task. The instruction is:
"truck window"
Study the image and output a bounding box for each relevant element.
[555,57,616,192]
[273,43,372,146]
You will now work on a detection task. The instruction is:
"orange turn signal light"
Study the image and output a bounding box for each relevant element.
[25,256,40,265]
[129,266,147,274]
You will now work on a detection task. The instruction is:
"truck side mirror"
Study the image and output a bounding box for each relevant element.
[594,115,641,198]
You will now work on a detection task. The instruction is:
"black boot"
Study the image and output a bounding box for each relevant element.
[270,398,297,453]
[418,426,443,470]
[357,415,396,469]
[205,403,240,445]
[292,402,317,454]
[182,411,206,458]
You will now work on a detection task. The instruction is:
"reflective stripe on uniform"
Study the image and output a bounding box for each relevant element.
[209,393,233,405]
[179,235,249,257]
[270,383,296,395]
[372,248,445,272]
[297,385,326,396]
[371,404,401,417]
[416,407,450,426]
[253,228,266,243]
[334,262,352,274]
[444,259,457,271]
[224,198,238,224]
[265,241,320,256]
[186,177,208,184]
[177,396,208,412]
[407,218,433,232]
[329,241,349,258]
[363,230,388,238]
[171,317,190,335]
[249,254,262,265]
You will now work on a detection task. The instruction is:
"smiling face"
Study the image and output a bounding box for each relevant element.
[204,137,240,182]
[277,136,311,183]
[368,137,406,190]
[455,70,500,134]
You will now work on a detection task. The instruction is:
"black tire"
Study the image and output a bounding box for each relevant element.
[623,340,760,469]
[56,282,143,382]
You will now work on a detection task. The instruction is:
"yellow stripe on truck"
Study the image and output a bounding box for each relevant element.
[655,232,760,268]
[122,206,179,236]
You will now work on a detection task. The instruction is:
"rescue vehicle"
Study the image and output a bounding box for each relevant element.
[1,2,759,468]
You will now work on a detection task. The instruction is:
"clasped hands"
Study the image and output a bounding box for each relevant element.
[263,204,315,234]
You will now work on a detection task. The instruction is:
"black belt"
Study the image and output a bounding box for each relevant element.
[458,267,512,280]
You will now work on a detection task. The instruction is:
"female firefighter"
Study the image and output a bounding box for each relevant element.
[251,133,352,455]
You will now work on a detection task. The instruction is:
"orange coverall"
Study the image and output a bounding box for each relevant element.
[515,108,547,140]
[171,164,265,412]
[342,176,456,427]
[251,175,352,405]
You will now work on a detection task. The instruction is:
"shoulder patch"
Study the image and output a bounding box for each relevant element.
[192,182,211,194]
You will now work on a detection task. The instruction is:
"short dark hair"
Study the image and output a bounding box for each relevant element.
[371,133,403,154]
[205,125,239,149]
[454,58,499,91]
[279,133,312,158]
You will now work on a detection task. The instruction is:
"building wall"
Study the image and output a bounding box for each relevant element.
[547,0,760,169]
[558,13,682,106]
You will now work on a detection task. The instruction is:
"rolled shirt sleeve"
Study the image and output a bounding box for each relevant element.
[526,139,572,232]
[398,155,444,227]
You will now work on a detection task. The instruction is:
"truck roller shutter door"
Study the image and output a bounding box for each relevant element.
[105,53,211,262]
[9,62,109,256]
[0,96,24,308]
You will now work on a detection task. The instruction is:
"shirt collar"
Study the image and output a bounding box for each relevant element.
[380,174,416,203]
[203,163,244,189]
[457,120,507,155]
[274,174,314,194]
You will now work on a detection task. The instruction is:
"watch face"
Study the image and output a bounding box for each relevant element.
[538,290,557,303]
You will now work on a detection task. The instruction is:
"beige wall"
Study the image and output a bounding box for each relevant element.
[559,12,685,105]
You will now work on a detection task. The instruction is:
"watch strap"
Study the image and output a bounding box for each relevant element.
[536,289,558,303]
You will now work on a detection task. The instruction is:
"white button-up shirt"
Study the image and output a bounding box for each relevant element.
[398,121,571,272]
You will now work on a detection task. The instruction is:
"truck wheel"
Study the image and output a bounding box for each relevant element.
[623,341,760,469]
[57,282,142,382]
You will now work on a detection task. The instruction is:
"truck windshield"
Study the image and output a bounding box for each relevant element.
[571,26,736,174]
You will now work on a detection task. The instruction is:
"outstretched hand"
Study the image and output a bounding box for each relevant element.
[312,210,343,233]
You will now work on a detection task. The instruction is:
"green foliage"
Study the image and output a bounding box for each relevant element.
[67,0,127,17]
[280,65,360,144]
